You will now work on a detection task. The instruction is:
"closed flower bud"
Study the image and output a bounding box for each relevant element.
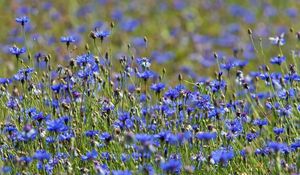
[248,28,252,35]
[85,43,89,51]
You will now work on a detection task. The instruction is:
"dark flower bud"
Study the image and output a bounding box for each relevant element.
[243,82,249,89]
[114,127,121,135]
[105,52,109,60]
[247,28,252,35]
[13,86,20,97]
[265,65,270,72]
[214,52,218,59]
[89,31,97,40]
[289,64,296,74]
[163,68,166,75]
[85,43,89,51]
[207,124,215,131]
[178,74,183,81]
[69,59,75,67]
[0,86,6,91]
[136,87,141,94]
[110,21,115,29]
[280,77,285,87]
[297,32,300,40]
[62,102,70,110]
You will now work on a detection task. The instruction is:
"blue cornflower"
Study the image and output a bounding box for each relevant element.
[120,18,139,32]
[225,118,243,134]
[160,159,182,174]
[0,78,12,85]
[255,148,270,156]
[290,140,300,151]
[234,59,248,68]
[46,137,56,144]
[135,134,153,144]
[17,124,37,142]
[13,68,34,82]
[112,170,132,175]
[100,132,113,143]
[253,118,268,128]
[195,132,217,141]
[120,153,130,162]
[152,51,174,64]
[58,130,74,142]
[220,61,236,71]
[15,16,29,26]
[137,70,155,81]
[164,88,180,99]
[150,82,165,93]
[1,166,12,174]
[33,150,51,161]
[136,57,151,68]
[60,36,75,47]
[9,46,26,58]
[273,127,284,135]
[94,163,110,175]
[51,83,62,93]
[85,130,99,138]
[125,119,134,129]
[270,55,286,65]
[94,30,111,40]
[240,149,247,158]
[246,132,259,142]
[267,141,289,153]
[101,152,111,161]
[2,124,17,133]
[269,33,285,46]
[81,149,98,161]
[19,156,33,164]
[46,118,68,133]
[6,98,18,110]
[209,80,226,93]
[76,53,95,66]
[139,164,155,175]
[276,105,292,117]
[210,147,234,165]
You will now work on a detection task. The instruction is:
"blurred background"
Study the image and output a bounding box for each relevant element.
[0,0,300,83]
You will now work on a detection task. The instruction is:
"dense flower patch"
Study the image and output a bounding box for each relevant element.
[0,1,299,174]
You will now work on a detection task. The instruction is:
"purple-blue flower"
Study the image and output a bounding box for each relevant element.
[270,55,286,65]
[269,33,285,46]
[195,132,217,141]
[81,149,98,161]
[150,83,165,93]
[33,150,51,161]
[9,46,26,57]
[210,147,234,165]
[160,159,182,174]
[15,16,29,26]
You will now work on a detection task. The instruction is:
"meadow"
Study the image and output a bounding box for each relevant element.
[0,0,299,174]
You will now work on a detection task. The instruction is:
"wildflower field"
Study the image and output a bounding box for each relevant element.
[0,0,300,174]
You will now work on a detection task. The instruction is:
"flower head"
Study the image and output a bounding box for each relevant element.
[269,33,285,46]
[210,147,234,165]
[60,36,75,47]
[270,55,286,65]
[160,159,182,174]
[15,16,29,26]
[81,149,98,161]
[33,150,51,161]
[195,132,217,141]
[9,46,26,57]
